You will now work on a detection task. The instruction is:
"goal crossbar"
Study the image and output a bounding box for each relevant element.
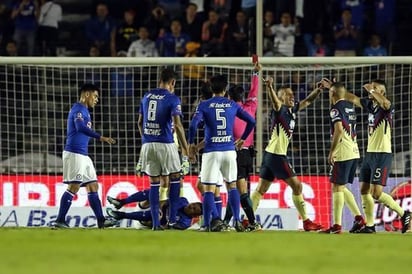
[1,56,412,65]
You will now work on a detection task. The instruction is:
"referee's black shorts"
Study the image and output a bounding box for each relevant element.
[237,148,253,180]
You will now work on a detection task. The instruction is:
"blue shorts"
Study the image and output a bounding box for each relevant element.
[330,159,358,185]
[359,152,392,186]
[259,151,296,181]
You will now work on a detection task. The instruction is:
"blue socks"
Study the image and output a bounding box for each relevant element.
[203,191,215,228]
[168,179,181,224]
[88,191,105,222]
[228,188,241,222]
[149,182,160,228]
[123,189,150,204]
[124,211,151,221]
[56,190,75,222]
[214,195,222,219]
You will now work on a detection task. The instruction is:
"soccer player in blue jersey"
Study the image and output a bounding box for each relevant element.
[188,74,256,232]
[106,190,202,230]
[138,68,191,230]
[333,79,411,233]
[321,82,364,234]
[250,77,324,231]
[193,82,225,220]
[54,84,117,229]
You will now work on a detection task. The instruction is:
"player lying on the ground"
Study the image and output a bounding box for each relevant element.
[106,190,202,230]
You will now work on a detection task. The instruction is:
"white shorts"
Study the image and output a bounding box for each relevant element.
[62,151,97,185]
[199,170,224,187]
[141,142,181,176]
[201,151,237,185]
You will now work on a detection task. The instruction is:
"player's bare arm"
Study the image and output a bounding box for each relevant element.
[363,83,391,110]
[322,78,363,108]
[173,115,194,162]
[100,136,116,144]
[137,114,143,137]
[188,144,197,164]
[344,92,362,108]
[264,76,282,111]
[234,139,245,150]
[298,83,323,111]
[319,78,333,89]
[253,62,262,73]
[328,121,344,166]
[196,139,205,152]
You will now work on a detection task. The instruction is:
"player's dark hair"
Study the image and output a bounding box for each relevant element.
[209,74,228,93]
[160,67,177,83]
[194,202,202,214]
[186,2,197,9]
[330,82,346,97]
[330,82,345,90]
[200,81,213,100]
[372,79,387,90]
[79,83,100,96]
[228,85,245,102]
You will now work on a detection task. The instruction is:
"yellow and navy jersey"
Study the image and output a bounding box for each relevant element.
[360,98,393,153]
[330,99,360,161]
[265,103,299,156]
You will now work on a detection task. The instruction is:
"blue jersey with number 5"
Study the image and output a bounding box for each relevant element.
[139,88,182,144]
[189,96,255,152]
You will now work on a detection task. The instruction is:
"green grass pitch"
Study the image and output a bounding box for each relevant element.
[1,228,411,274]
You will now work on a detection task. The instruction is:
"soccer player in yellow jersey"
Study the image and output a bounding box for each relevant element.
[321,82,365,234]
[250,77,324,231]
[343,80,410,233]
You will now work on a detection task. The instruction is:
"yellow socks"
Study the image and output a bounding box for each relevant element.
[361,194,375,226]
[378,192,405,217]
[343,187,361,216]
[159,186,168,201]
[250,191,262,212]
[292,194,308,221]
[333,192,344,225]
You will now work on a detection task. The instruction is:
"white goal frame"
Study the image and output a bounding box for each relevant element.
[0,56,411,175]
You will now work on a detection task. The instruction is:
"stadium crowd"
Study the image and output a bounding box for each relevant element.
[0,0,410,57]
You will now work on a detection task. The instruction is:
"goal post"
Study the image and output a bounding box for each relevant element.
[0,56,411,230]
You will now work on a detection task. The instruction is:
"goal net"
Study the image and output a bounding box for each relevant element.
[0,57,410,230]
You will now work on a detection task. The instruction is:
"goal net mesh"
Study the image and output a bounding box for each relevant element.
[0,60,410,230]
[1,63,410,175]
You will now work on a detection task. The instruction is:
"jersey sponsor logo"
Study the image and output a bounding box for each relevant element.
[368,113,374,126]
[144,128,162,136]
[211,136,232,142]
[348,115,356,121]
[209,102,231,108]
[145,122,160,129]
[147,94,165,100]
[330,109,339,119]
[289,120,295,131]
[345,107,354,113]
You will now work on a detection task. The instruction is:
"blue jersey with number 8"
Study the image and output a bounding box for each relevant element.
[139,88,182,144]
